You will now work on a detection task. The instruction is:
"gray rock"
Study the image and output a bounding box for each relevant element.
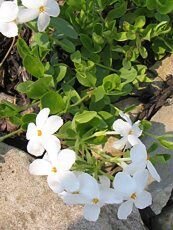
[0,143,146,230]
[115,97,143,121]
[150,54,173,81]
[142,104,173,214]
[151,205,173,230]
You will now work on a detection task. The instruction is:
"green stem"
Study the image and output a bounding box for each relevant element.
[71,94,89,107]
[144,131,158,139]
[0,128,22,142]
[82,56,117,73]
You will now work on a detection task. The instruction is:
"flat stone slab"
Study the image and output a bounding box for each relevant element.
[0,143,145,230]
[151,54,173,81]
[143,104,173,214]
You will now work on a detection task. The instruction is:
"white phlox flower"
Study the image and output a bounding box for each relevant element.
[0,0,19,37]
[18,0,60,32]
[112,112,142,150]
[113,170,152,219]
[26,108,63,156]
[61,173,122,222]
[29,148,78,193]
[124,144,161,182]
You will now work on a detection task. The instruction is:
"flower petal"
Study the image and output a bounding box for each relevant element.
[29,159,51,175]
[83,204,100,222]
[58,171,80,193]
[100,188,122,204]
[61,192,88,205]
[133,169,149,192]
[37,12,50,32]
[113,172,136,197]
[26,122,37,140]
[27,138,45,156]
[42,135,61,162]
[57,149,76,171]
[117,200,133,220]
[0,21,18,38]
[78,173,99,200]
[147,160,161,182]
[45,0,60,17]
[17,7,39,24]
[132,122,142,137]
[128,135,141,146]
[112,119,131,136]
[21,0,44,9]
[36,108,50,129]
[119,112,132,125]
[47,174,63,193]
[0,1,18,22]
[124,162,146,176]
[0,0,3,7]
[43,115,63,135]
[134,191,152,209]
[113,137,128,150]
[130,144,147,163]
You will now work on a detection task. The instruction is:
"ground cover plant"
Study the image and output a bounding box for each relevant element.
[0,0,173,223]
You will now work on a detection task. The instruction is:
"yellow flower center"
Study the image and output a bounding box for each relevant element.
[39,6,45,13]
[37,130,42,136]
[51,167,57,173]
[92,198,99,204]
[130,193,137,200]
[72,191,80,194]
[128,130,133,135]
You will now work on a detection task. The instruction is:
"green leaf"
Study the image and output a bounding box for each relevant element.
[75,111,97,123]
[93,86,105,102]
[51,18,78,39]
[41,91,65,114]
[54,65,67,83]
[75,60,97,87]
[21,113,37,130]
[22,113,37,123]
[150,154,171,164]
[71,51,81,63]
[157,136,173,150]
[56,38,76,53]
[9,116,22,126]
[103,74,121,92]
[16,81,33,93]
[27,76,53,99]
[148,142,159,153]
[80,34,93,50]
[107,0,127,19]
[17,37,31,59]
[23,55,44,78]
[140,120,152,131]
[134,16,146,28]
[33,33,50,49]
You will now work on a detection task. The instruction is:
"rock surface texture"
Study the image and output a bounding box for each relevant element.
[151,54,173,81]
[0,143,145,230]
[143,104,173,215]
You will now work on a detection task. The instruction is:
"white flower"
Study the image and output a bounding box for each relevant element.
[111,112,142,150]
[26,108,63,156]
[29,148,78,193]
[124,144,161,182]
[0,0,19,37]
[113,170,152,219]
[17,0,60,32]
[62,173,122,222]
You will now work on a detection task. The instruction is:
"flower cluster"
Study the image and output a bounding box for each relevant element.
[0,0,60,37]
[27,108,161,221]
